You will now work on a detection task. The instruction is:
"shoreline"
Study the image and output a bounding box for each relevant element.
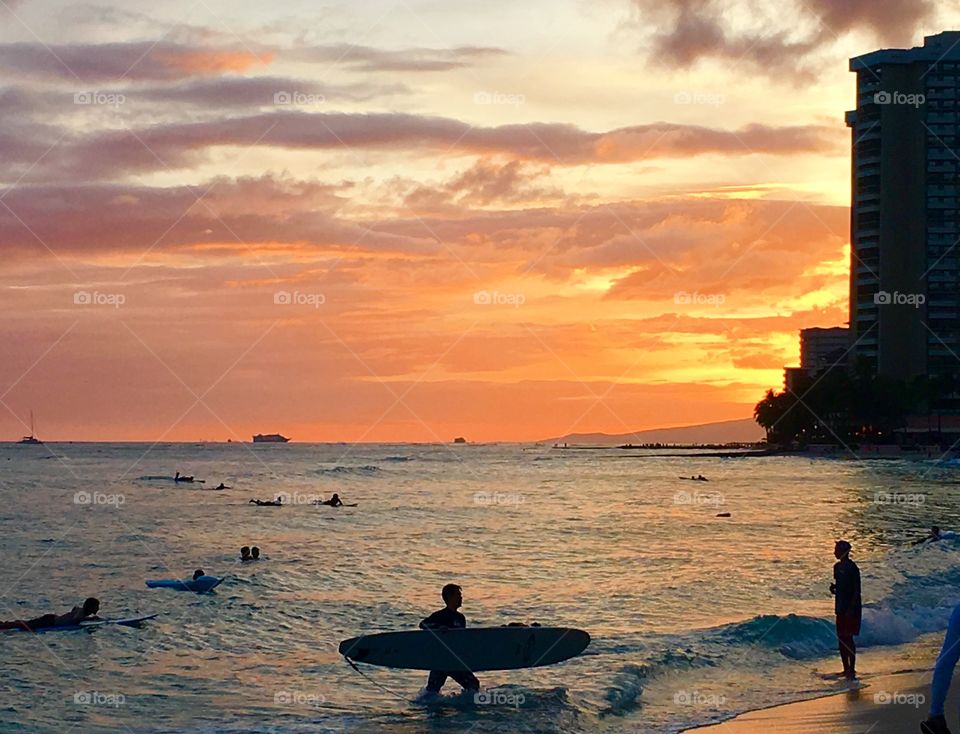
[685,670,944,734]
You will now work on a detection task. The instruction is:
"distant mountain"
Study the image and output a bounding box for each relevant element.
[543,418,763,446]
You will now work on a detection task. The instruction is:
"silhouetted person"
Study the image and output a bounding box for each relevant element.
[922,604,960,733]
[193,569,204,580]
[914,526,944,545]
[250,497,282,506]
[419,584,480,695]
[251,547,260,560]
[240,546,251,562]
[830,540,861,680]
[0,597,100,631]
[214,482,229,490]
[322,493,344,507]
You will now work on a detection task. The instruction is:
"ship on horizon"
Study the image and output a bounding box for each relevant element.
[18,410,42,445]
[252,433,290,443]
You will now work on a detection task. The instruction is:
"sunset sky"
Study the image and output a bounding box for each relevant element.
[2,0,958,442]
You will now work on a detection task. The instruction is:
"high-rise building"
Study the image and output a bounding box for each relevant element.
[846,32,960,380]
[800,327,849,371]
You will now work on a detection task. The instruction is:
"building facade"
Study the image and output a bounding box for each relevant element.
[846,32,960,380]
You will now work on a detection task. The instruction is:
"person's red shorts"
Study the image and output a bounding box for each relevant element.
[836,612,861,637]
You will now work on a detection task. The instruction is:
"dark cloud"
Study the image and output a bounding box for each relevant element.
[8,111,838,181]
[630,0,936,77]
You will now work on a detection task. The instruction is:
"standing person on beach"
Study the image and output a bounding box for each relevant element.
[830,540,861,680]
[921,605,960,734]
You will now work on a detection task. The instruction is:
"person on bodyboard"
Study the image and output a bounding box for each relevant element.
[419,584,480,695]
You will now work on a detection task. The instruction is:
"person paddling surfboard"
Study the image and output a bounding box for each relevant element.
[0,597,100,631]
[419,584,480,695]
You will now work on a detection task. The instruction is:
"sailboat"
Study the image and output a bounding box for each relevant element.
[18,410,42,445]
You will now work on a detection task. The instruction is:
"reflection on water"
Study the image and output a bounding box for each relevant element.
[1,443,959,733]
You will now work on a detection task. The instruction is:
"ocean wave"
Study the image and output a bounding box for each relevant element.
[310,465,382,477]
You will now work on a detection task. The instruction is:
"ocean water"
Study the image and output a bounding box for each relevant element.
[2,442,960,733]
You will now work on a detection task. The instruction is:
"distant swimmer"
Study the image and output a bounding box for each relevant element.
[921,604,960,733]
[829,540,861,680]
[419,584,480,695]
[240,546,251,562]
[0,597,100,631]
[680,475,709,482]
[193,569,204,580]
[174,471,194,483]
[251,546,260,560]
[322,493,344,507]
[913,526,955,545]
[214,482,230,490]
[249,497,283,506]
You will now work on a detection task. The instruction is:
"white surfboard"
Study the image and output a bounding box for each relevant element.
[339,626,590,672]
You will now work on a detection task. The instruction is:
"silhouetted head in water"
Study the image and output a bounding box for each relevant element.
[240,546,251,560]
[441,583,463,610]
[251,547,260,559]
[82,597,100,616]
[193,569,204,580]
[932,526,942,538]
[834,540,852,560]
[276,496,283,504]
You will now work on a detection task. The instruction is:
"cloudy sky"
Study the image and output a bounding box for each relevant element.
[1,0,956,442]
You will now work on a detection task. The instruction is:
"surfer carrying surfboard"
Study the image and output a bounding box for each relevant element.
[418,584,480,694]
[0,597,100,631]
